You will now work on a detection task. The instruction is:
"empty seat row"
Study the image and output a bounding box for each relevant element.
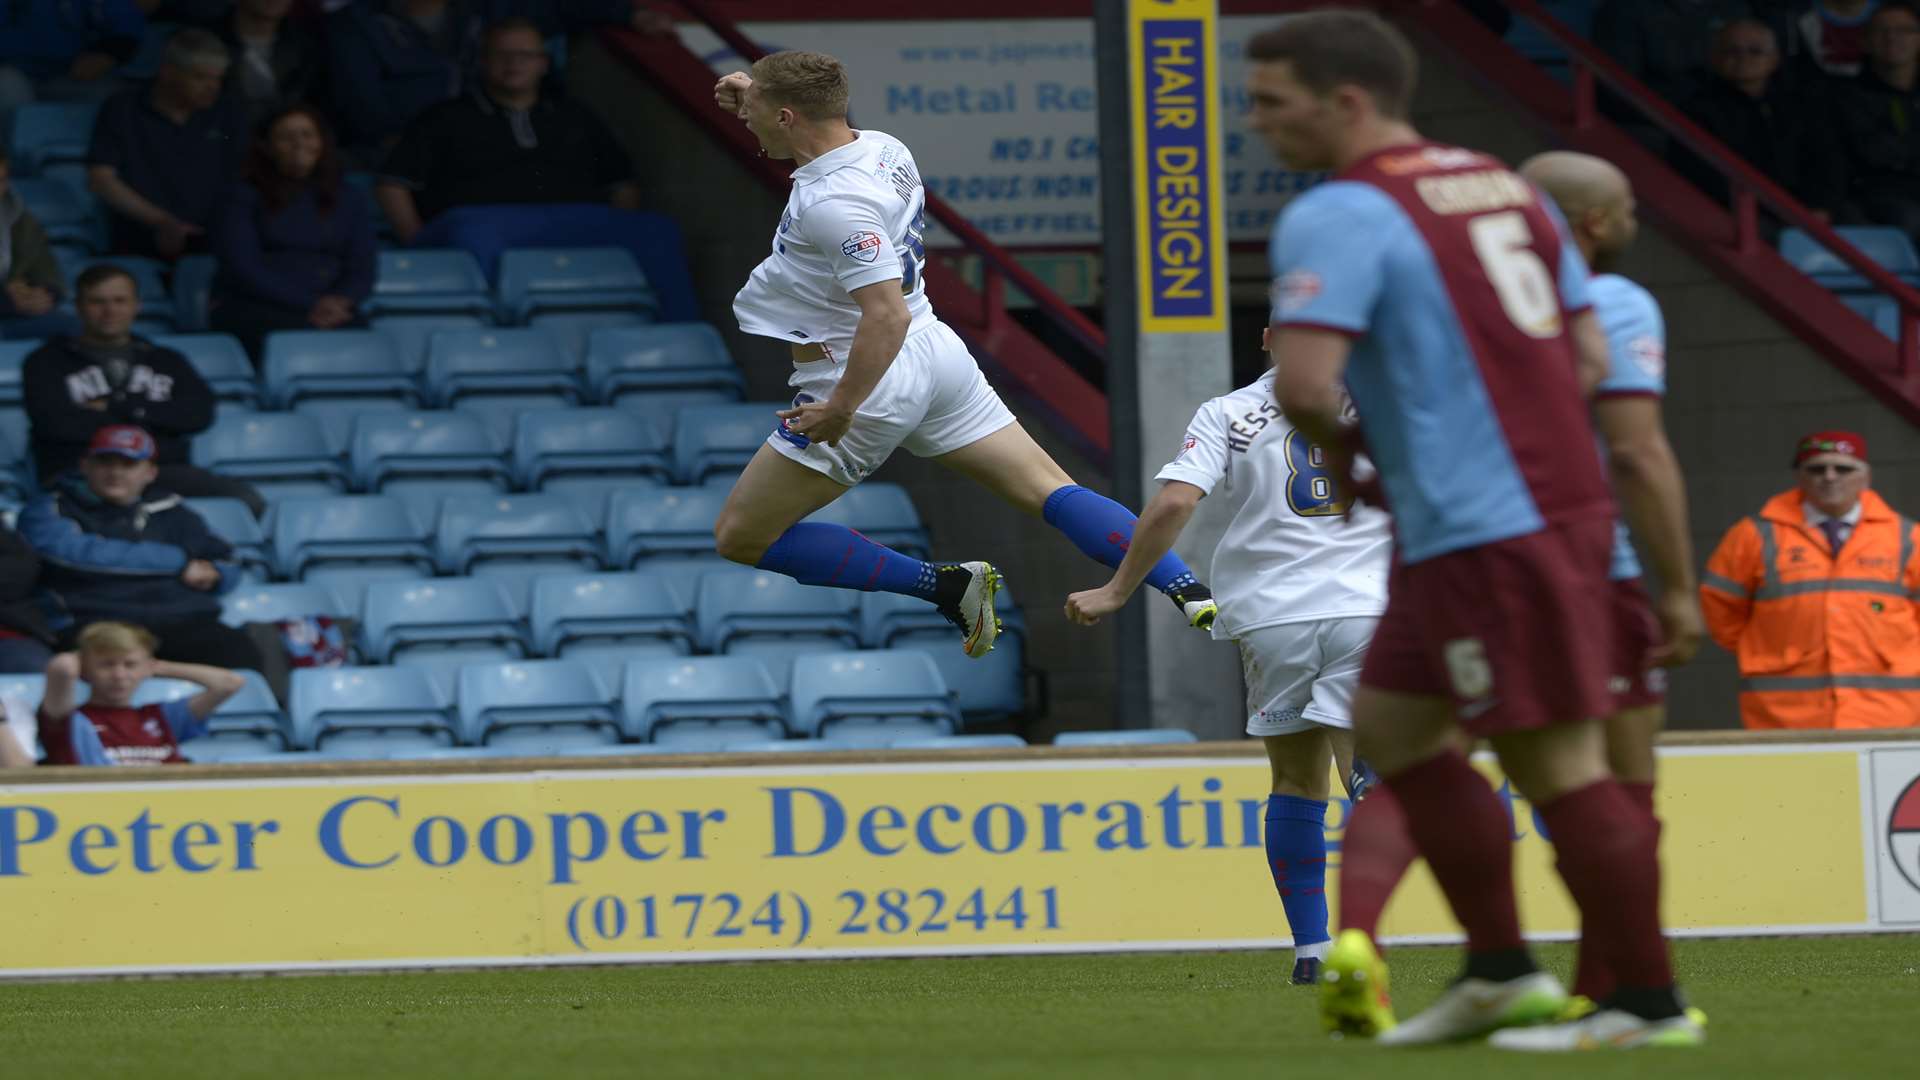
[192,404,773,496]
[220,567,1024,721]
[191,485,929,581]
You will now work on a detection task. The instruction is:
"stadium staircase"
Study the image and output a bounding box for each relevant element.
[596,1,1115,465]
[1399,0,1920,426]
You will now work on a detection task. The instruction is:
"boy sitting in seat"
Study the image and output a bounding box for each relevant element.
[37,621,245,765]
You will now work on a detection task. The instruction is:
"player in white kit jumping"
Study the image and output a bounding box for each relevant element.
[1063,357,1392,985]
[710,52,1217,656]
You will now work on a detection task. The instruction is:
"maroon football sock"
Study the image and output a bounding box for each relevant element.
[1385,750,1524,954]
[1538,779,1674,993]
[1337,782,1419,940]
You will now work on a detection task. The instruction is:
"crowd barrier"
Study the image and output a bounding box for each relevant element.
[3,732,1916,977]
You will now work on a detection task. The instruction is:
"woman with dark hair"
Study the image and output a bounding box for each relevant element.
[211,104,376,362]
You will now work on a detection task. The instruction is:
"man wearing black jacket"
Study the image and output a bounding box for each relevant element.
[16,425,264,672]
[0,523,57,673]
[22,263,264,514]
[1839,2,1920,240]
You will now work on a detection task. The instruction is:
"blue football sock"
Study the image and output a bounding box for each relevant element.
[1266,794,1332,953]
[756,522,938,599]
[1040,484,1198,596]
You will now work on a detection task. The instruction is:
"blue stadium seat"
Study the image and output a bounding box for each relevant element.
[1054,729,1199,747]
[0,342,29,408]
[612,389,742,440]
[512,407,671,492]
[863,583,1024,721]
[1842,294,1902,340]
[605,486,730,565]
[184,497,269,579]
[530,572,693,681]
[219,582,344,627]
[455,660,620,748]
[361,578,528,666]
[290,665,457,750]
[12,177,100,251]
[627,557,714,614]
[527,311,647,362]
[1780,227,1920,293]
[425,327,582,408]
[153,333,258,406]
[890,734,1028,749]
[372,314,491,373]
[272,494,435,582]
[135,670,289,751]
[585,323,744,404]
[805,483,930,558]
[171,254,218,332]
[7,103,99,174]
[619,656,786,743]
[263,330,418,409]
[696,568,861,653]
[348,410,509,496]
[191,413,350,500]
[366,249,493,317]
[434,493,603,577]
[673,402,784,483]
[498,247,655,322]
[788,650,959,742]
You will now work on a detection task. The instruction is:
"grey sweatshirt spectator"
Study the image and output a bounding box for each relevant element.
[0,148,74,341]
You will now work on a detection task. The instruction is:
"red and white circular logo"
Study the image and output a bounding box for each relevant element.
[1890,774,1920,896]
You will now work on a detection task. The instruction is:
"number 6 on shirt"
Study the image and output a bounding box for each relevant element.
[1469,210,1561,340]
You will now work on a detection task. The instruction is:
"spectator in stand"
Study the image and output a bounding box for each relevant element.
[376,18,640,246]
[1794,0,1882,77]
[36,622,246,766]
[204,0,326,132]
[0,149,77,341]
[212,104,374,361]
[1671,19,1848,219]
[1701,431,1920,729]
[326,0,664,165]
[22,266,265,513]
[1839,1,1920,240]
[17,425,265,672]
[87,29,245,260]
[0,0,147,132]
[0,523,58,674]
[1596,0,1759,105]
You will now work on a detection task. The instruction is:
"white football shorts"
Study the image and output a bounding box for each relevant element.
[766,320,1017,486]
[1239,616,1380,736]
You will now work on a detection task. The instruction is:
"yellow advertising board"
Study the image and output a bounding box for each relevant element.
[0,745,1890,977]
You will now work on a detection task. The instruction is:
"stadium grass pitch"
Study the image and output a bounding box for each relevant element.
[0,936,1912,1078]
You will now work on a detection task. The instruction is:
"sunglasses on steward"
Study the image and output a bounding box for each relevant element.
[1801,463,1862,476]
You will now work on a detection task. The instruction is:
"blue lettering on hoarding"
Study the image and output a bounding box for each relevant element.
[1142,21,1216,321]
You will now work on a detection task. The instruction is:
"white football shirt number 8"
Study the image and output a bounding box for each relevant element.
[1469,210,1561,339]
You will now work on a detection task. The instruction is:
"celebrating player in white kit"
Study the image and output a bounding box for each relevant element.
[1063,357,1392,985]
[710,52,1218,655]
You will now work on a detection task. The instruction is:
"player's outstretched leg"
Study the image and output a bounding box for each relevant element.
[716,446,1002,657]
[933,425,1217,628]
[1261,729,1337,985]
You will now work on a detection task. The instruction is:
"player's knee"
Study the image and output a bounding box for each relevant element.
[712,513,769,566]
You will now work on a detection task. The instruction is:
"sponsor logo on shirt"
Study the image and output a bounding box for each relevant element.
[1627,335,1665,380]
[842,231,885,264]
[1274,270,1322,315]
[1175,433,1198,459]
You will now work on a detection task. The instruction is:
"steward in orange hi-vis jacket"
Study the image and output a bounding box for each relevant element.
[1701,431,1920,729]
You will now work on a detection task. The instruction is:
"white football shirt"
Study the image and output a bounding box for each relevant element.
[734,129,939,359]
[1156,371,1392,639]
